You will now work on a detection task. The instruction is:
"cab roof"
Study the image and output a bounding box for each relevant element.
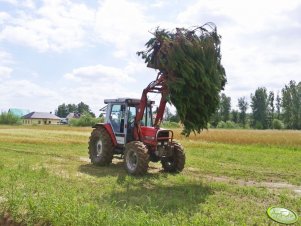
[104,98,155,105]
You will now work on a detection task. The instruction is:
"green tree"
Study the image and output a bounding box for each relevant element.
[67,104,77,114]
[238,97,248,127]
[210,95,221,127]
[250,87,268,129]
[77,102,91,114]
[276,92,281,119]
[169,110,180,123]
[267,91,275,128]
[55,103,68,118]
[163,106,173,121]
[56,102,95,118]
[220,93,231,122]
[0,112,21,125]
[231,110,239,124]
[281,80,301,129]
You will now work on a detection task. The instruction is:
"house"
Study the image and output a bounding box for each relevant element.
[65,112,81,124]
[22,112,61,125]
[8,108,30,117]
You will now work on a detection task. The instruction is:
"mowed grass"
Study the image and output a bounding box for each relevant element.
[0,126,300,225]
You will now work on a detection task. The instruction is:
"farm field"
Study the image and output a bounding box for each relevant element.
[0,125,300,225]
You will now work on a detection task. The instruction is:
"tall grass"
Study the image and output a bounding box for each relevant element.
[0,126,300,225]
[0,112,21,125]
[174,128,301,147]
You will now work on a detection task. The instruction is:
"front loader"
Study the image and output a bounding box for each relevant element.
[88,72,185,175]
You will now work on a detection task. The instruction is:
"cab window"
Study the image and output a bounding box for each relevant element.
[110,104,125,133]
[142,106,153,126]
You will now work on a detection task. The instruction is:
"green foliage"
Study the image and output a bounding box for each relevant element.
[216,120,240,129]
[272,119,284,130]
[210,93,232,127]
[231,110,239,124]
[56,102,95,118]
[216,121,226,128]
[267,91,275,129]
[161,121,180,128]
[220,93,231,122]
[69,113,103,127]
[281,80,301,129]
[0,112,21,125]
[276,92,281,119]
[238,97,248,127]
[138,23,226,136]
[251,87,268,129]
[254,121,263,130]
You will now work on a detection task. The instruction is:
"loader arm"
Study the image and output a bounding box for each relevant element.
[134,73,168,140]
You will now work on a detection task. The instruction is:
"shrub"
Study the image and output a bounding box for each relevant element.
[272,119,284,130]
[254,121,263,130]
[216,121,226,128]
[225,121,238,129]
[217,121,240,129]
[69,114,103,127]
[161,121,181,129]
[0,112,21,125]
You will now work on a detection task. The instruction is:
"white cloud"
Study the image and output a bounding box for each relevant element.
[0,11,11,23]
[151,0,166,8]
[0,50,13,64]
[0,50,13,80]
[0,0,95,52]
[61,61,158,113]
[94,0,152,58]
[64,64,135,83]
[0,79,60,111]
[0,79,57,98]
[0,0,17,5]
[0,66,12,79]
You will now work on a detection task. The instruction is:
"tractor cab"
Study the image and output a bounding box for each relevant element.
[103,98,154,145]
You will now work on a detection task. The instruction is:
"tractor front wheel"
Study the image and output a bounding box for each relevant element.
[88,127,114,166]
[124,141,149,175]
[161,142,185,173]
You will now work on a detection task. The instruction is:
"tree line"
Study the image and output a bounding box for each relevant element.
[55,102,96,118]
[166,80,301,130]
[212,80,300,129]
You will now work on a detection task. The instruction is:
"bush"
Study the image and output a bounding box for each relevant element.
[69,114,103,127]
[161,121,181,129]
[0,112,21,125]
[216,121,226,128]
[272,119,284,130]
[216,121,240,129]
[254,121,263,130]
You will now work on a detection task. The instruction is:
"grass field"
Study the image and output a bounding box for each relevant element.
[0,125,300,225]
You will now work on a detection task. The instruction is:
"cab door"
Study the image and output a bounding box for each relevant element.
[109,104,126,145]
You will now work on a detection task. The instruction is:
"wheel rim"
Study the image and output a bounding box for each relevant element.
[96,139,103,157]
[126,150,138,171]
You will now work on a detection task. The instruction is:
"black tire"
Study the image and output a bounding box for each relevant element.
[88,127,114,166]
[161,141,185,173]
[124,141,149,175]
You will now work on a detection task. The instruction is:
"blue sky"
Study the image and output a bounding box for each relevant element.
[0,0,301,115]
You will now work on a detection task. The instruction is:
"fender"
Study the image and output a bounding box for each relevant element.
[92,123,117,146]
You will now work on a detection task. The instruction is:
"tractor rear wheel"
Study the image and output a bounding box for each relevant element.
[161,141,185,173]
[88,127,114,166]
[124,141,149,175]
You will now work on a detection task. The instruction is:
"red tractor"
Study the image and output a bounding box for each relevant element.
[88,73,185,175]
